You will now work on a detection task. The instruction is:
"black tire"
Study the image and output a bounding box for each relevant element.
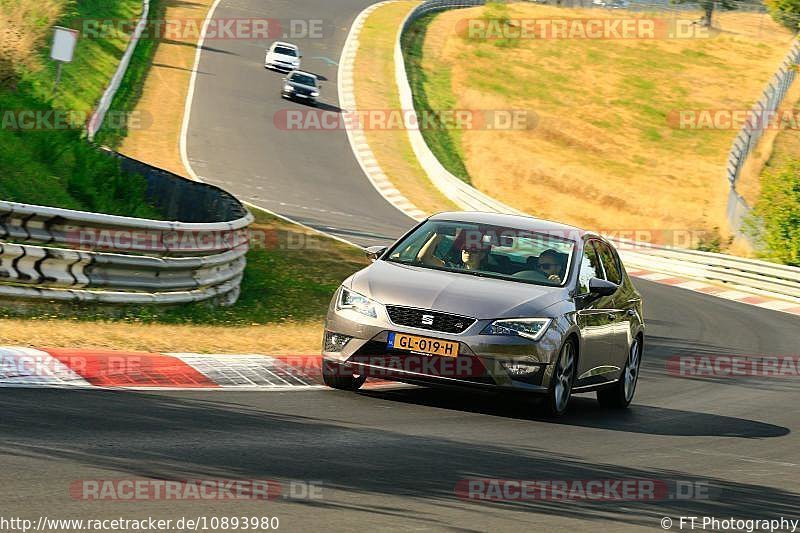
[543,339,576,417]
[322,359,366,391]
[597,336,642,409]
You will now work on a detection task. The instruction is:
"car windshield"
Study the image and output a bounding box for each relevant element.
[386,220,576,286]
[289,73,316,86]
[274,46,297,57]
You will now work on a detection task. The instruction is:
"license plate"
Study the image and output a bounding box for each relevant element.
[387,332,458,358]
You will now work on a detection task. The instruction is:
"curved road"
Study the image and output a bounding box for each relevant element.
[183,0,414,246]
[2,0,799,531]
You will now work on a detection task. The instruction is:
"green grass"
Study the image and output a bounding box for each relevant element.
[402,13,471,183]
[149,211,369,325]
[26,0,145,119]
[95,0,164,147]
[0,0,161,217]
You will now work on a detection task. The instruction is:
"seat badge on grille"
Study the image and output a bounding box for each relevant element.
[421,314,434,326]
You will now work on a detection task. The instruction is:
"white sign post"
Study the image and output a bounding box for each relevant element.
[50,26,79,92]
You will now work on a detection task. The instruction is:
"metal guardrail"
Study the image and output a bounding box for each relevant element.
[396,0,800,304]
[0,153,253,306]
[397,0,518,214]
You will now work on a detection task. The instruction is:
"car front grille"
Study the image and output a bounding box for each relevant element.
[385,306,475,334]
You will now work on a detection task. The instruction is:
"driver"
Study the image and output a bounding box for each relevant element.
[419,232,490,271]
[458,241,489,271]
[537,249,563,282]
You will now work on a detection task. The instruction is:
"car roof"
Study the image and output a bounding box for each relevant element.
[428,211,594,242]
[288,70,317,79]
[272,41,299,50]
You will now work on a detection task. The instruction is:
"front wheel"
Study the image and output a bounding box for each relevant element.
[597,336,641,408]
[322,359,366,391]
[543,339,576,417]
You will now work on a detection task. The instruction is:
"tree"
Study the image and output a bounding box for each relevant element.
[765,0,800,30]
[671,0,739,28]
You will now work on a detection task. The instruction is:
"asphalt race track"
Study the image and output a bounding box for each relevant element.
[183,0,414,246]
[2,285,799,531]
[2,0,798,531]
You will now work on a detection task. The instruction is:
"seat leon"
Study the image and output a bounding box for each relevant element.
[322,212,644,416]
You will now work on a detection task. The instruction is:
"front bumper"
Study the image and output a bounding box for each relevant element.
[265,61,298,72]
[323,304,564,393]
[281,90,317,103]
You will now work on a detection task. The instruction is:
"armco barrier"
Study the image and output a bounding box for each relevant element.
[0,152,253,306]
[395,0,800,303]
[396,0,518,214]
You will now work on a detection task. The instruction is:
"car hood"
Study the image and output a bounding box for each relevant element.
[349,260,566,319]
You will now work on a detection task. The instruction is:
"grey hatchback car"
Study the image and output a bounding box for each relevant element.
[322,212,644,416]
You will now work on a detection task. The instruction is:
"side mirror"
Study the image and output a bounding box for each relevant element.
[365,246,387,262]
[588,277,618,296]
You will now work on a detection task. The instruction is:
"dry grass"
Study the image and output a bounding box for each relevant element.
[118,0,215,176]
[0,0,63,86]
[355,1,458,215]
[0,319,323,354]
[420,4,795,246]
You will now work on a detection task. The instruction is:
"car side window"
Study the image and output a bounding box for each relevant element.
[578,241,604,294]
[595,241,622,285]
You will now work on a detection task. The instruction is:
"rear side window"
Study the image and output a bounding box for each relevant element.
[595,241,623,285]
[578,241,603,294]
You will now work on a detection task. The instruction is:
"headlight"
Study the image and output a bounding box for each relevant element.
[481,318,552,341]
[284,84,294,92]
[310,91,319,97]
[337,287,379,318]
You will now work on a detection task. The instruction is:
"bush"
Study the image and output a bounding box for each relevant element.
[748,160,800,266]
[765,0,800,30]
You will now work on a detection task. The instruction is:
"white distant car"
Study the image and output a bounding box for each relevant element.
[265,41,301,72]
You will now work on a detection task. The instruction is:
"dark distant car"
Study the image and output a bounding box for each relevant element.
[281,70,320,105]
[322,212,645,416]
